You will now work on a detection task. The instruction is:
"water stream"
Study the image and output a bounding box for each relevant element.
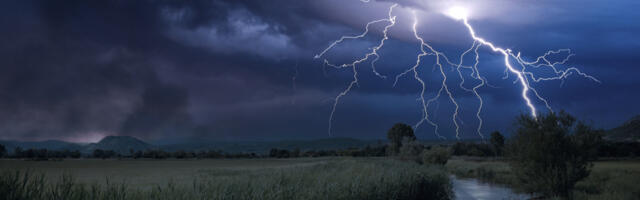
[451,175,532,200]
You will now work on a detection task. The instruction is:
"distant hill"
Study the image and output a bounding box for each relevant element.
[85,136,154,154]
[606,115,640,142]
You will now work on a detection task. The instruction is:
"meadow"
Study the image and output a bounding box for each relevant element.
[446,158,640,199]
[0,157,453,200]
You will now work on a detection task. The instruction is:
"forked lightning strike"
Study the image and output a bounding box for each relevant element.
[315,4,599,139]
[316,4,398,135]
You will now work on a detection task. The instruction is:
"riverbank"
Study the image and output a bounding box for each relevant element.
[446,157,640,199]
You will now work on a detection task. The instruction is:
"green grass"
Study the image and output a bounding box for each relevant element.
[0,158,331,188]
[446,158,640,199]
[573,161,640,200]
[0,158,453,200]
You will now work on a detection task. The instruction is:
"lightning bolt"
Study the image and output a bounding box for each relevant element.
[459,17,600,119]
[315,4,398,135]
[315,4,598,139]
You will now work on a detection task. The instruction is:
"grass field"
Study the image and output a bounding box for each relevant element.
[0,158,331,188]
[446,157,640,199]
[0,158,453,200]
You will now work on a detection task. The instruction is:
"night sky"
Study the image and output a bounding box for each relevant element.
[1,0,638,143]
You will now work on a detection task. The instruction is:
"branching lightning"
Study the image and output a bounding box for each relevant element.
[315,4,599,139]
[316,4,398,135]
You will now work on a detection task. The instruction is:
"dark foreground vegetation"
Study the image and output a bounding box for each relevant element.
[0,158,452,200]
[447,159,640,200]
[1,112,638,199]
[448,112,640,200]
[0,143,388,160]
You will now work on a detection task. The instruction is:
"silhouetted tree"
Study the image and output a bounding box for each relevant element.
[490,131,505,156]
[387,123,416,154]
[507,112,600,199]
[133,150,143,159]
[0,144,6,158]
[292,148,300,158]
[269,148,291,158]
[93,149,105,159]
[70,150,82,158]
[13,147,23,158]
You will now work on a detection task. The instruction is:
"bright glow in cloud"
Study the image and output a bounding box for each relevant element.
[446,6,469,20]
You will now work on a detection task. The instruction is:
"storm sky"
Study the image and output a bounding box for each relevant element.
[1,0,638,143]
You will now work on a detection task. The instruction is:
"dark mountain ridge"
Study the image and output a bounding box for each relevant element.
[606,115,640,142]
[85,136,154,154]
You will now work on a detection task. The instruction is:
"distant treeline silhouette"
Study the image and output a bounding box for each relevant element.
[0,144,388,160]
[449,139,640,158]
[0,139,637,161]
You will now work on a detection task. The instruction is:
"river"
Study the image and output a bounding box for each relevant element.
[451,175,532,200]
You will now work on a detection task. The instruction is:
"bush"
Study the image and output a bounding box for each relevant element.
[508,112,601,199]
[399,138,424,162]
[421,146,451,165]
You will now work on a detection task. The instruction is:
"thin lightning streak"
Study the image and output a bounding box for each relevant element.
[456,41,478,92]
[394,12,443,139]
[316,4,398,135]
[470,44,486,139]
[314,18,390,60]
[394,12,463,139]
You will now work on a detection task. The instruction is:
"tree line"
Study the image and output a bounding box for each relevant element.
[0,145,390,160]
[450,133,639,158]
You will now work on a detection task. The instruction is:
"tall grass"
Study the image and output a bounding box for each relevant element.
[0,158,452,200]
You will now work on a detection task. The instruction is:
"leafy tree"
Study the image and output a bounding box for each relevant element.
[490,131,505,156]
[507,112,601,199]
[387,123,416,154]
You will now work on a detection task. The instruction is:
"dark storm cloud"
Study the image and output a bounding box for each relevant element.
[0,0,638,141]
[0,1,197,141]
